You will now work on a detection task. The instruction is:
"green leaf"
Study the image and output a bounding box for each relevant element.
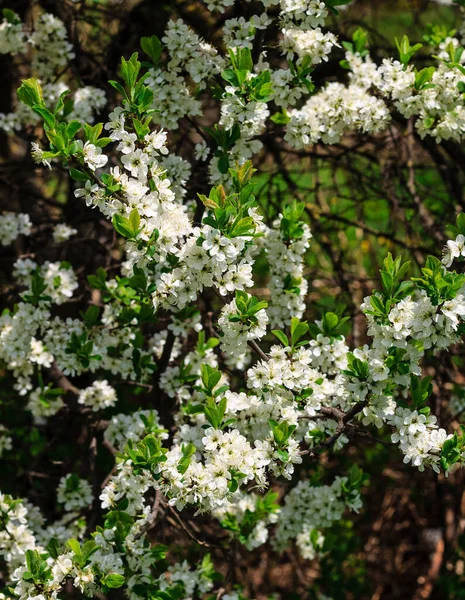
[46,537,60,560]
[17,78,44,108]
[228,477,239,492]
[270,111,290,125]
[95,137,113,148]
[276,449,289,462]
[54,89,71,116]
[271,330,289,346]
[234,47,253,71]
[457,213,465,235]
[217,154,230,174]
[290,317,309,348]
[69,169,90,182]
[109,80,127,98]
[204,395,228,429]
[104,573,125,589]
[322,312,338,333]
[201,364,222,393]
[88,267,107,290]
[80,305,100,327]
[414,66,435,90]
[67,120,82,138]
[395,35,423,66]
[67,538,81,555]
[81,540,99,563]
[112,214,133,238]
[229,216,255,238]
[112,211,140,239]
[120,53,141,93]
[3,9,20,24]
[129,208,140,233]
[133,118,150,139]
[84,122,103,144]
[141,36,163,66]
[128,264,148,291]
[32,105,56,130]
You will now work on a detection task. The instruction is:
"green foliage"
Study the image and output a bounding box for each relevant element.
[103,573,125,588]
[425,24,456,46]
[309,310,350,339]
[100,173,122,195]
[141,35,163,67]
[22,272,51,304]
[342,464,368,496]
[200,364,222,395]
[69,168,90,182]
[221,48,273,102]
[125,434,168,474]
[269,419,297,461]
[67,538,100,568]
[205,124,241,174]
[220,490,279,544]
[229,290,268,325]
[271,329,289,347]
[112,209,141,240]
[64,473,81,492]
[22,549,51,585]
[17,78,113,163]
[270,109,291,125]
[198,162,258,237]
[414,66,436,90]
[87,267,107,290]
[196,330,220,357]
[65,332,102,369]
[341,28,369,68]
[198,365,230,429]
[384,347,411,379]
[280,200,306,242]
[447,212,465,239]
[395,35,423,66]
[2,8,20,23]
[119,53,142,97]
[204,396,228,430]
[17,78,44,109]
[412,256,465,305]
[441,428,465,471]
[271,316,309,350]
[410,375,433,414]
[288,55,315,92]
[364,253,413,323]
[343,353,369,381]
[290,316,309,348]
[80,305,101,327]
[177,443,196,475]
[380,253,412,300]
[440,40,465,74]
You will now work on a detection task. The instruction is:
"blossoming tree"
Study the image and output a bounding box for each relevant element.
[1,0,465,598]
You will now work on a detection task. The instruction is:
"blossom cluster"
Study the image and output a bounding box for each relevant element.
[0,490,218,600]
[1,0,465,598]
[0,212,31,246]
[275,476,362,559]
[77,380,117,412]
[0,11,105,134]
[265,212,312,328]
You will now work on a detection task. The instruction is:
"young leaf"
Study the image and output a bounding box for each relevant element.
[17,78,44,108]
[141,36,163,66]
